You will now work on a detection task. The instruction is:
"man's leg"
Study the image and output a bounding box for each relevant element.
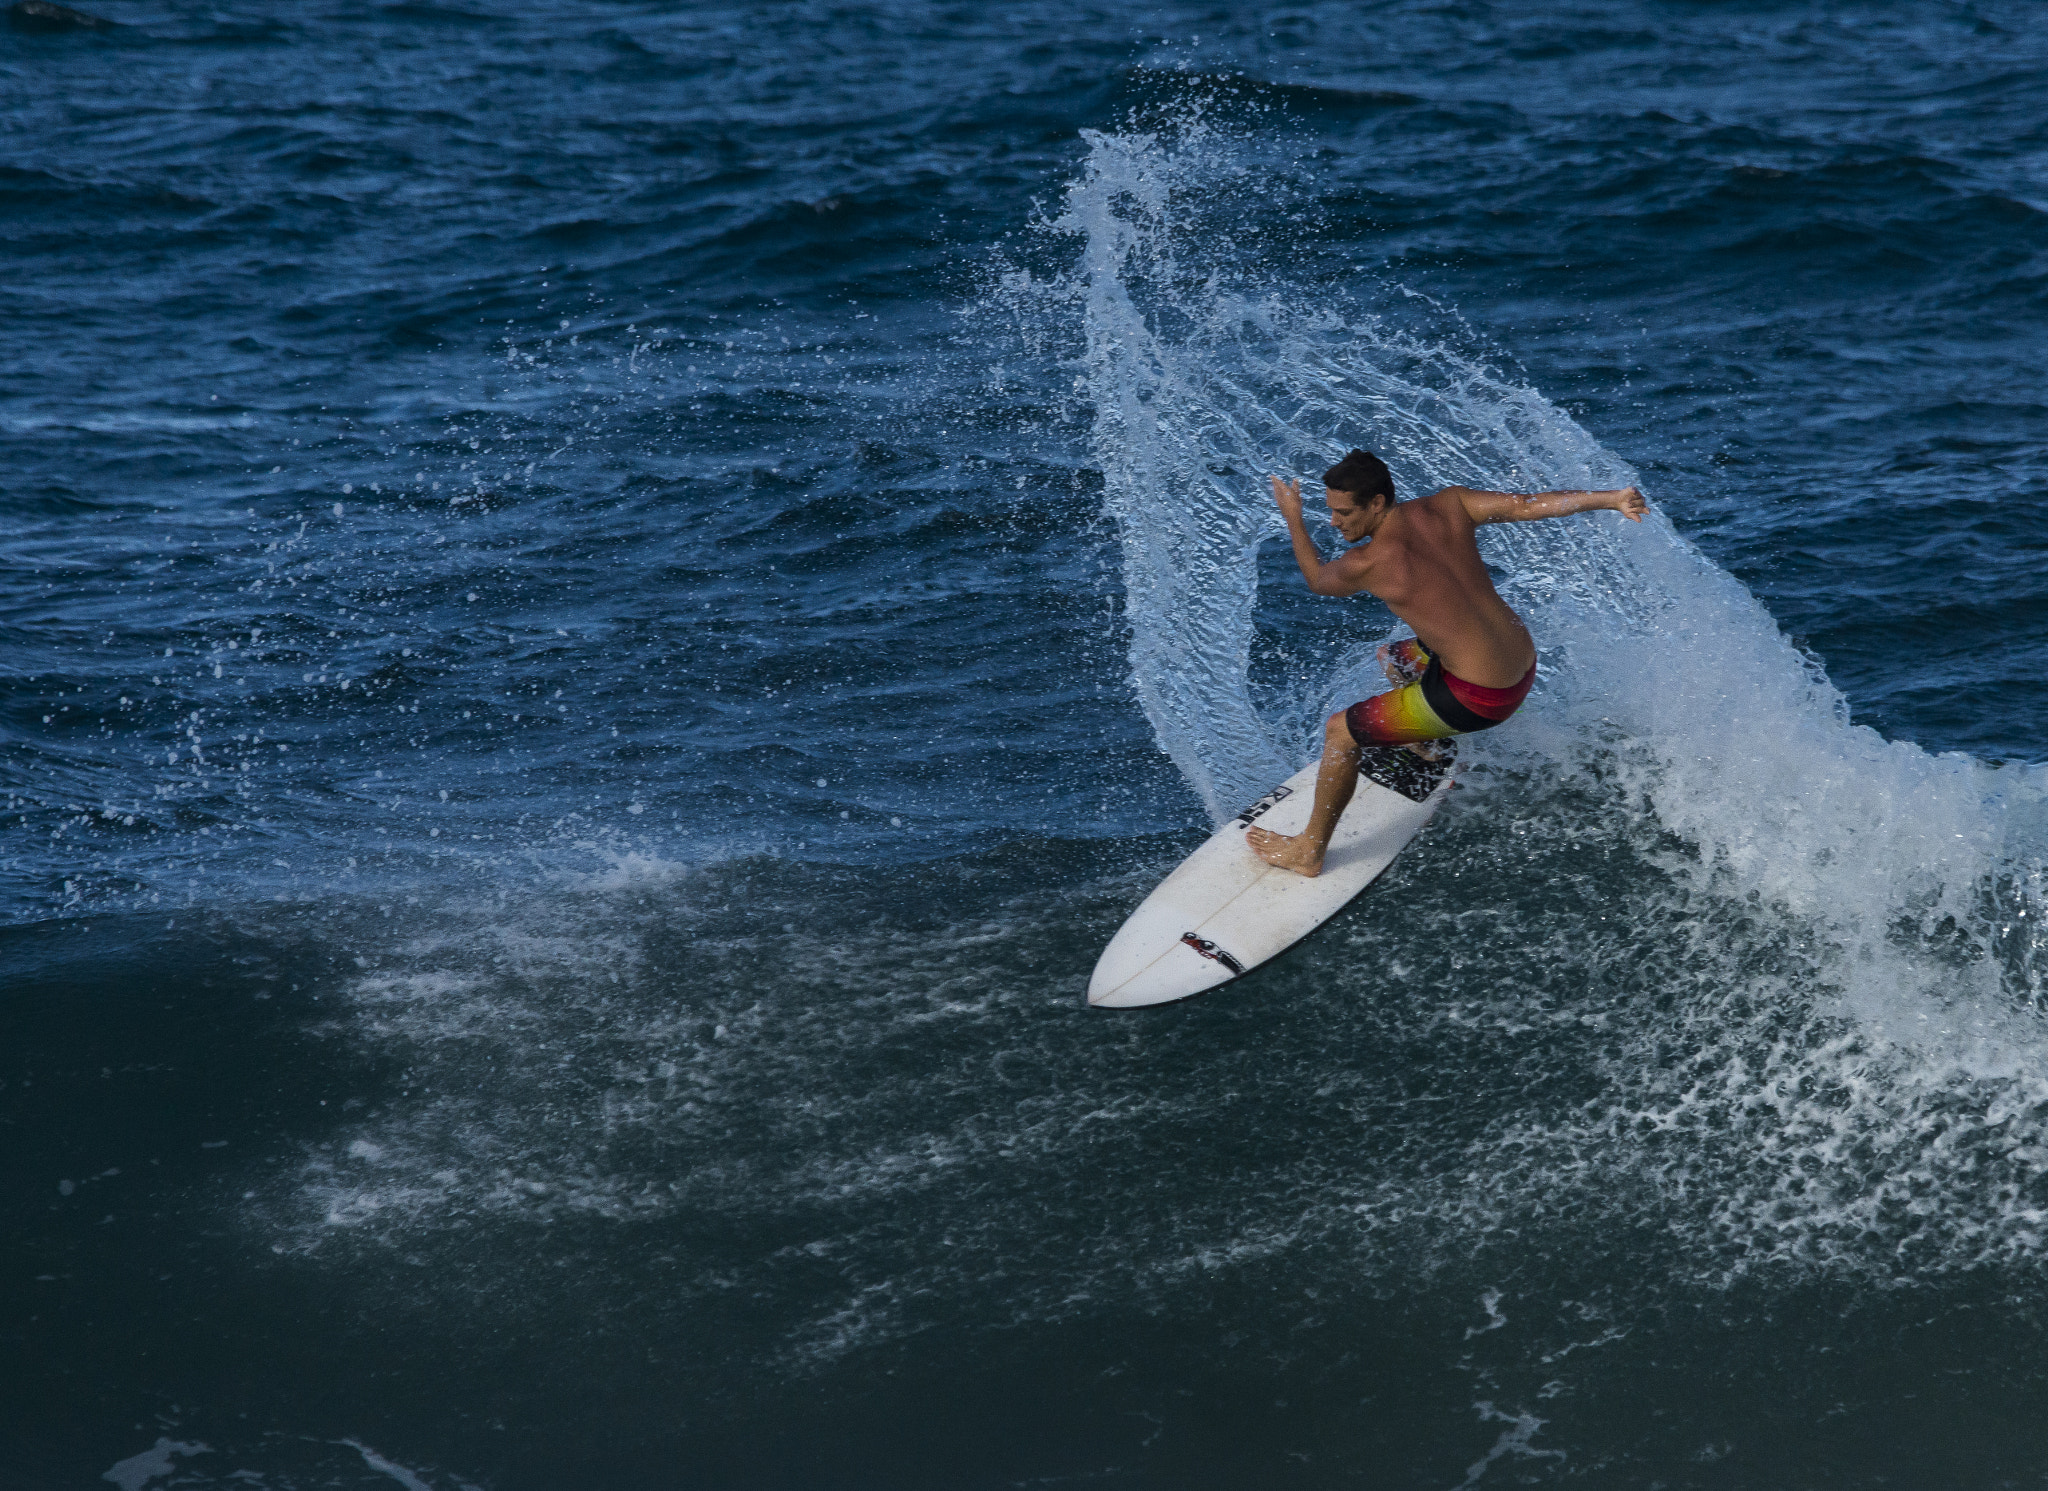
[1246,709,1362,878]
[1250,667,1470,876]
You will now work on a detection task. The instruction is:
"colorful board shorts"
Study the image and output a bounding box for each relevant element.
[1343,637,1535,747]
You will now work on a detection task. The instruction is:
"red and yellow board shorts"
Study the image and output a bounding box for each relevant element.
[1343,637,1535,747]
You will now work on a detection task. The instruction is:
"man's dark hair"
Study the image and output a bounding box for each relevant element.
[1323,449,1394,506]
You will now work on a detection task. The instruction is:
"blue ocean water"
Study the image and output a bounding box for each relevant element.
[5,1,2048,1486]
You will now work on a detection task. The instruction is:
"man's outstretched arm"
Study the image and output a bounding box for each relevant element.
[1451,484,1647,525]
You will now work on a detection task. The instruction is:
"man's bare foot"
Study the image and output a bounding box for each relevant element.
[1247,825,1324,877]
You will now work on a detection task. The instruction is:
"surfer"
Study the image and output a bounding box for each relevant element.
[1247,449,1646,877]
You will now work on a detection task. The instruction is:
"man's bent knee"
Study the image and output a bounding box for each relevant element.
[1323,710,1360,753]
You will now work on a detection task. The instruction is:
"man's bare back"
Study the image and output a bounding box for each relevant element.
[1244,459,1646,877]
[1338,488,1539,688]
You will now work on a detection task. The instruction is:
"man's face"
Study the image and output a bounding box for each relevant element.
[1325,486,1377,542]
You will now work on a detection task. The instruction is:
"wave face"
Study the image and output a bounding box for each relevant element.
[8,4,2048,1489]
[1056,112,2048,1272]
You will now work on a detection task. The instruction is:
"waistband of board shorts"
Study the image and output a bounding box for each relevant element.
[1419,655,1535,733]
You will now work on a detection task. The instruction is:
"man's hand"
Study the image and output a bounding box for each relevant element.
[1269,474,1305,524]
[1613,485,1647,522]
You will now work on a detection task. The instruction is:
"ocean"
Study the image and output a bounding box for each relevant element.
[5,2,2047,1486]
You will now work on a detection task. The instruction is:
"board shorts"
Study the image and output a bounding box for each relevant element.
[1343,637,1535,747]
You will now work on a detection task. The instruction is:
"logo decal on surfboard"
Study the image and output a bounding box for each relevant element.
[1179,933,1247,975]
[1228,784,1292,829]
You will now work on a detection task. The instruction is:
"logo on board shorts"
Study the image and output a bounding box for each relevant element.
[1180,933,1246,976]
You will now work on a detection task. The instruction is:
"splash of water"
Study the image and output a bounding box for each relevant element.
[1044,114,2048,1282]
[1048,121,1672,820]
[262,115,2048,1353]
[1053,115,2048,1008]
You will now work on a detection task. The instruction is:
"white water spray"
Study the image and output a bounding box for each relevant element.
[1052,116,2048,1280]
[1054,121,1665,820]
[270,117,2048,1322]
[1055,117,2048,1009]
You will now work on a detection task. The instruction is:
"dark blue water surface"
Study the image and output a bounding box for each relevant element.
[7,3,2048,1487]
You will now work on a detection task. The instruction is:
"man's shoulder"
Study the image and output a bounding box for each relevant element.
[1409,487,1483,526]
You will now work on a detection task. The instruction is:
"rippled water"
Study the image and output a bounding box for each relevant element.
[7,3,2048,1487]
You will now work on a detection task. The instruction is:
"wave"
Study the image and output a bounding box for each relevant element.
[1031,111,2048,1284]
[225,108,2048,1375]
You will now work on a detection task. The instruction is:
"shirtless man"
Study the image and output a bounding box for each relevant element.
[1246,448,1646,877]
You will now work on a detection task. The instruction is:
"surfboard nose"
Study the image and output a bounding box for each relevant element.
[1088,941,1239,1008]
[1087,980,1132,1008]
[1086,955,1142,1007]
[1086,925,1174,1006]
[1088,980,1151,1008]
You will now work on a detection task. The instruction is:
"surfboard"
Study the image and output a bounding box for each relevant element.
[1087,744,1456,1008]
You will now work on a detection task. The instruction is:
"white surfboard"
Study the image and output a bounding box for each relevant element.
[1087,745,1456,1008]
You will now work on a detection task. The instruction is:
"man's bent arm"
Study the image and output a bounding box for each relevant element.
[1270,476,1372,594]
[1452,485,1647,525]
